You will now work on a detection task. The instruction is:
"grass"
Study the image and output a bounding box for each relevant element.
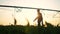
[0,22,60,34]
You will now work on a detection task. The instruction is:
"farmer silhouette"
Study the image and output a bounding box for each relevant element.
[12,14,17,25]
[14,17,17,25]
[33,9,43,26]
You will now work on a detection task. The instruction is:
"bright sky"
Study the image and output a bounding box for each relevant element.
[0,0,60,26]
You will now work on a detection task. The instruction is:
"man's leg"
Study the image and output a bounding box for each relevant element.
[38,20,40,26]
[41,20,43,26]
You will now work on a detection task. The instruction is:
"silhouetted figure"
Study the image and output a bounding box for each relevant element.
[45,21,54,27]
[33,9,43,26]
[14,18,17,25]
[12,14,17,25]
[26,18,30,26]
[57,23,60,27]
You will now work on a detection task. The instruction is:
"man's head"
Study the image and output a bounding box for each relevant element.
[37,9,40,13]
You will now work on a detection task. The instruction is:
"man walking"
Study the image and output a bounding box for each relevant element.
[33,9,43,26]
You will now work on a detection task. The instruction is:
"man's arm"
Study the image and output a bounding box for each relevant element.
[33,17,38,22]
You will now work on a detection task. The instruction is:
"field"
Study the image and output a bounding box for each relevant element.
[0,22,60,34]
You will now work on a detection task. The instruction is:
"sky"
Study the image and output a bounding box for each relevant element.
[0,0,60,26]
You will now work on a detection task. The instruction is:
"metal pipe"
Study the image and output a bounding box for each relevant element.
[0,5,60,12]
